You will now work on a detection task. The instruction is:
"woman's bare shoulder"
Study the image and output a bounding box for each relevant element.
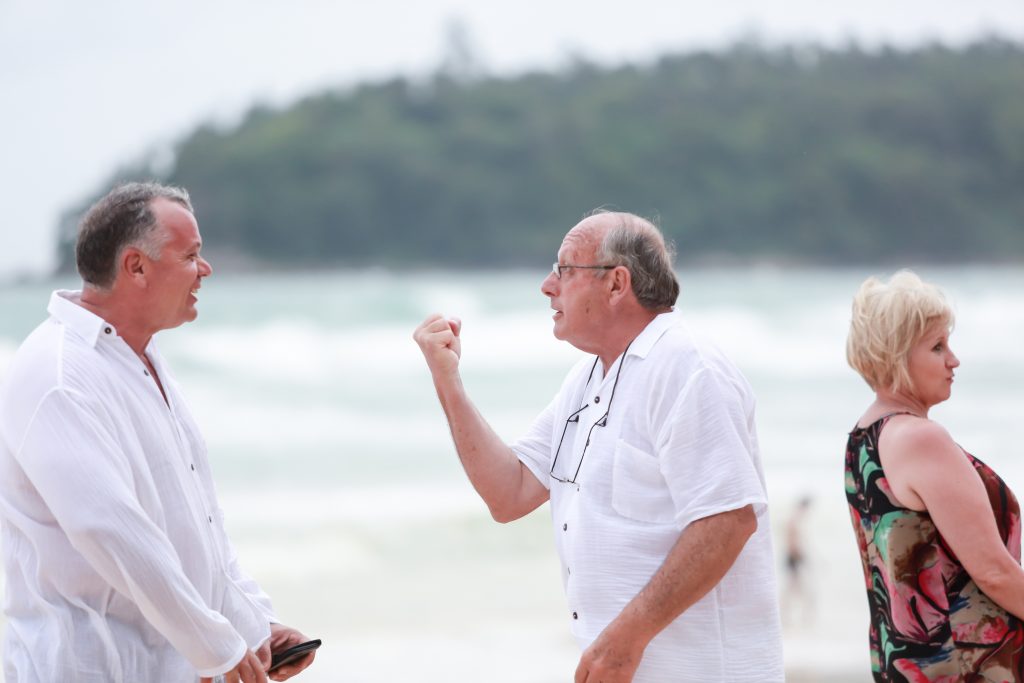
[880,417,967,482]
[882,415,956,454]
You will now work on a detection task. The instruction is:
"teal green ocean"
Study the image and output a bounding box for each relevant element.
[0,267,1022,682]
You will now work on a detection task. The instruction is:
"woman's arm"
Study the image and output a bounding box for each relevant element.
[880,416,1024,619]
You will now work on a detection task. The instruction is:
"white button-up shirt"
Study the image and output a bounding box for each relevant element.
[513,311,784,683]
[0,291,275,683]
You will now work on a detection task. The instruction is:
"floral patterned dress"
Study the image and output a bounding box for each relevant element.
[846,413,1024,682]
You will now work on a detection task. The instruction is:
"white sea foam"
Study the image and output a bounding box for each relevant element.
[685,302,853,378]
[192,399,450,450]
[159,311,579,389]
[408,282,485,320]
[163,300,857,390]
[947,292,1024,366]
[222,483,486,526]
[0,269,1021,683]
[180,378,540,453]
[163,319,423,384]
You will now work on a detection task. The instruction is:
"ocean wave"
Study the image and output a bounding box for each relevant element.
[159,291,1024,389]
[684,302,854,377]
[158,311,581,385]
[181,381,539,452]
[944,293,1024,365]
[221,483,487,525]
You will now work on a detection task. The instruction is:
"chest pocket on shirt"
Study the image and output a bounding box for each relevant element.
[611,439,676,524]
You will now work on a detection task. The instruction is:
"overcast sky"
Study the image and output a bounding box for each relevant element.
[2,0,1022,279]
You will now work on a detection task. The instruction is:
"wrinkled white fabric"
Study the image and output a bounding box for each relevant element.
[0,291,275,683]
[513,311,784,682]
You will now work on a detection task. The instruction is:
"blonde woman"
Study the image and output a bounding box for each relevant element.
[845,270,1024,681]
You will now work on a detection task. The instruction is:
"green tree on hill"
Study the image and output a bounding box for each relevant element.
[57,39,1024,270]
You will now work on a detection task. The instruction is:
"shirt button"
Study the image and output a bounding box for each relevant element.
[562,523,568,531]
[208,516,213,523]
[104,327,112,334]
[143,369,149,376]
[594,396,600,403]
[572,612,578,620]
[190,464,196,471]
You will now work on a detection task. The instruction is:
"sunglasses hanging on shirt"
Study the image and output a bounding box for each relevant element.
[549,339,635,484]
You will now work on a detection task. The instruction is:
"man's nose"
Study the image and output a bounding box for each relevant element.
[199,256,213,277]
[541,271,558,297]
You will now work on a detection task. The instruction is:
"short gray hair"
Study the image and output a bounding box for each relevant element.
[593,211,679,310]
[76,182,193,288]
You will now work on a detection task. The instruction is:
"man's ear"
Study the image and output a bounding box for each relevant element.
[121,247,149,285]
[607,266,632,305]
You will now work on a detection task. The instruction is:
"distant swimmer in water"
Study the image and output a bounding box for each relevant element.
[782,496,814,627]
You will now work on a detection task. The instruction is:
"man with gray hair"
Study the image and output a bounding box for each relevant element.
[0,182,315,682]
[414,210,783,682]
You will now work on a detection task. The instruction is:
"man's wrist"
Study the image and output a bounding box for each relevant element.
[432,371,465,401]
[604,608,658,654]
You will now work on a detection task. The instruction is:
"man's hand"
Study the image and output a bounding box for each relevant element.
[255,639,271,671]
[574,624,646,683]
[413,314,462,379]
[573,505,757,683]
[267,623,317,681]
[199,648,267,683]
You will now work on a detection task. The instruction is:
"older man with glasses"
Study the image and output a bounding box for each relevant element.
[413,210,783,683]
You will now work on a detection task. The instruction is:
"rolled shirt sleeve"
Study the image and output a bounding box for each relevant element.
[498,313,784,681]
[656,367,768,531]
[513,357,597,489]
[511,396,557,491]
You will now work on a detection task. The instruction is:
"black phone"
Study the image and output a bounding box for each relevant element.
[269,638,321,672]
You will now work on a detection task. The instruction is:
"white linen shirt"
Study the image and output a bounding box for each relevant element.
[513,311,784,683]
[0,291,276,683]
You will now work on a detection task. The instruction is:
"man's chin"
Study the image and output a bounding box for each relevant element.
[174,307,199,327]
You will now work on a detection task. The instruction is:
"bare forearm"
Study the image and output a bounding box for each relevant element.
[574,506,757,681]
[607,506,756,646]
[414,314,546,522]
[972,560,1024,620]
[434,373,545,522]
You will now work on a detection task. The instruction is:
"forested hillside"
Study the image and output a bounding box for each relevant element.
[57,39,1024,269]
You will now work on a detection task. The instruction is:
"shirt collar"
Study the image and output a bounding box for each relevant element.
[47,289,115,348]
[624,309,679,360]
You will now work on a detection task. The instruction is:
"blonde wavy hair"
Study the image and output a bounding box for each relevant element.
[846,270,954,393]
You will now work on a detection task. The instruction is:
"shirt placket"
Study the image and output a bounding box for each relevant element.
[561,368,614,628]
[138,352,226,569]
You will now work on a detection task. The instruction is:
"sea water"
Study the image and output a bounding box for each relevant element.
[0,266,1022,682]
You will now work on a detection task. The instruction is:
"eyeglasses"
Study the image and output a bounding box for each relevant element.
[551,263,615,279]
[549,340,634,484]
